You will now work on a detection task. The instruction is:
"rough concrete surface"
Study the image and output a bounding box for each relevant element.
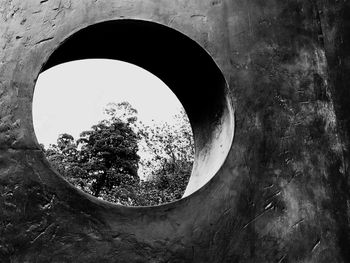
[1,0,350,262]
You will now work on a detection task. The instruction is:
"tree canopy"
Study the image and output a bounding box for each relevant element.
[44,102,194,206]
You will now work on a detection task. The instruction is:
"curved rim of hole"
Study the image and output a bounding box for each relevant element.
[33,18,235,207]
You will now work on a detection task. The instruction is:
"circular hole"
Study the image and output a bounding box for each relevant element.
[33,59,195,206]
[33,19,234,206]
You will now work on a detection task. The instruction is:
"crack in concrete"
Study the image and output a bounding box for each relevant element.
[242,206,274,229]
[311,239,321,253]
[291,218,304,228]
[278,254,286,263]
[30,223,55,244]
[34,36,53,45]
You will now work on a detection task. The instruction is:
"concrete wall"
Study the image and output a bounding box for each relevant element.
[0,0,349,262]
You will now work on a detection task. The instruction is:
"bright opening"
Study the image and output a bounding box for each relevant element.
[33,59,194,206]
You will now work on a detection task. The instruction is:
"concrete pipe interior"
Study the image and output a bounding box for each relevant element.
[36,19,234,201]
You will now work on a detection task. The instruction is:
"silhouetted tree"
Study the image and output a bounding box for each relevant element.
[45,102,194,206]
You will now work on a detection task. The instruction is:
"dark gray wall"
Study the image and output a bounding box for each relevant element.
[0,0,349,262]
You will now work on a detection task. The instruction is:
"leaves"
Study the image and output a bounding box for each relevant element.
[44,102,194,206]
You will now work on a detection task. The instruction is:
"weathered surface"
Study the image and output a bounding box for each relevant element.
[1,0,350,262]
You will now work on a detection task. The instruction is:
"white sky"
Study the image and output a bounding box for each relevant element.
[33,59,183,147]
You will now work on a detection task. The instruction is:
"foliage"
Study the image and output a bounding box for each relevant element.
[45,133,88,191]
[44,102,194,206]
[77,118,140,197]
[137,108,194,201]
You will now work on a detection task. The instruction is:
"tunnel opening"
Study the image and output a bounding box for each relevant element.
[35,19,234,202]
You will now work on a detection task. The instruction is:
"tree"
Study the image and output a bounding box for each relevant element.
[137,108,194,202]
[77,119,140,197]
[100,102,195,205]
[45,103,140,202]
[45,102,194,206]
[45,133,88,190]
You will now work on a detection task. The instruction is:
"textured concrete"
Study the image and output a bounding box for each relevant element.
[1,0,350,262]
